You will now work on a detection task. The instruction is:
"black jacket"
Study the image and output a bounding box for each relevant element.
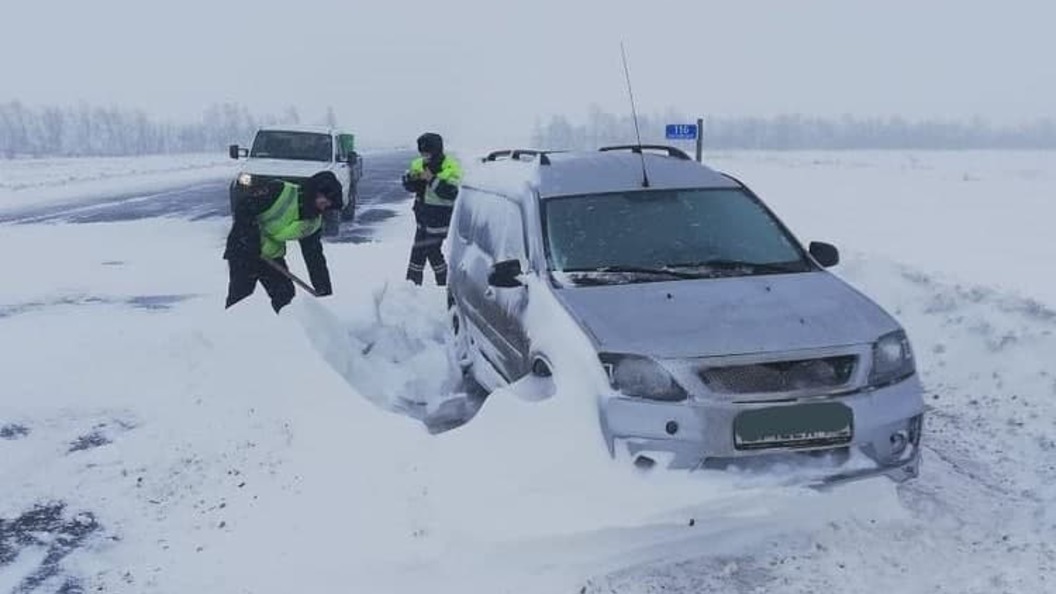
[223,179,333,296]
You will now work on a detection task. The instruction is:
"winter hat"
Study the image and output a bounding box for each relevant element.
[305,171,343,210]
[416,132,444,155]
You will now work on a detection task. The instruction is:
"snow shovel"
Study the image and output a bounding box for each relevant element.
[259,257,320,297]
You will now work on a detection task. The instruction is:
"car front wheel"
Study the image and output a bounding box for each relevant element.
[448,301,474,378]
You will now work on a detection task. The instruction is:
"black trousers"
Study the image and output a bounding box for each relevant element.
[406,226,447,286]
[225,256,295,313]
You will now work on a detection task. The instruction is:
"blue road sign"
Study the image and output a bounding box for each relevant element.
[665,124,698,140]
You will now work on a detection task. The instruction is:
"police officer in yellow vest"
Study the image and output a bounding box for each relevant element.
[401,132,462,285]
[224,171,343,313]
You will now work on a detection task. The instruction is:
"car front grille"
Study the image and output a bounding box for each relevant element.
[699,355,858,395]
[249,175,308,187]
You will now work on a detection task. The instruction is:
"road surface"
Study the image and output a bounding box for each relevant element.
[0,151,416,247]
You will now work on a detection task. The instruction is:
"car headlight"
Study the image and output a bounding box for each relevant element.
[869,330,915,387]
[238,173,252,186]
[599,353,688,402]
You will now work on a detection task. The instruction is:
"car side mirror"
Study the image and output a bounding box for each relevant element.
[809,241,840,268]
[229,145,248,159]
[488,259,524,287]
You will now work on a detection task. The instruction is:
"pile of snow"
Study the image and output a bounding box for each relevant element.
[0,153,238,213]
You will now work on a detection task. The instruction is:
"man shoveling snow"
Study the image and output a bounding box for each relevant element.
[223,171,344,313]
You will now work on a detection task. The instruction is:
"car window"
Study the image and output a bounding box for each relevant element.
[466,191,525,262]
[336,134,355,161]
[455,188,477,242]
[542,188,807,277]
[494,200,526,262]
[249,131,332,162]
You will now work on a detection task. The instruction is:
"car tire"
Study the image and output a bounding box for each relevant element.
[448,301,474,378]
[341,182,357,222]
[322,210,340,237]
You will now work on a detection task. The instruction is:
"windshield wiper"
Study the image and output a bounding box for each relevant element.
[561,265,705,280]
[668,259,806,274]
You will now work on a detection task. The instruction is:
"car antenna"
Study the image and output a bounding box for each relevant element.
[620,41,650,188]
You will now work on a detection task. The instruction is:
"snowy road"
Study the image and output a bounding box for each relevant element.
[2,150,1054,594]
[0,150,415,246]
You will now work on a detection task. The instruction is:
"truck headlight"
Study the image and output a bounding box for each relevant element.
[869,330,915,387]
[238,173,252,186]
[600,353,687,402]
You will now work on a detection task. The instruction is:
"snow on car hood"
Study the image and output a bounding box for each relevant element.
[239,158,334,179]
[551,271,900,359]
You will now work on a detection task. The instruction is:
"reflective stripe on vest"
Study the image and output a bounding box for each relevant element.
[423,180,454,207]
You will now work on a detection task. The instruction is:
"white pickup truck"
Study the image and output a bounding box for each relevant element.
[228,125,363,234]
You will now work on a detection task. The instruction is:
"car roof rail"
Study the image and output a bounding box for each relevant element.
[483,150,513,162]
[719,172,747,188]
[597,144,692,160]
[482,149,561,165]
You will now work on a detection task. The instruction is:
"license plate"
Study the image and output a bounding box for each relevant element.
[734,402,853,450]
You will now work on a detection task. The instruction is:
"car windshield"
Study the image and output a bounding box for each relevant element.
[542,188,811,284]
[249,131,332,162]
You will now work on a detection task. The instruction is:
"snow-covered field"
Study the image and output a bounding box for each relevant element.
[0,154,237,214]
[2,150,1054,593]
[705,150,1056,307]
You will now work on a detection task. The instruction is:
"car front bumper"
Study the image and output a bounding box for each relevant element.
[601,375,925,484]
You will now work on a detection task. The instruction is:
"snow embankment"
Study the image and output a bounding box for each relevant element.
[0,153,237,213]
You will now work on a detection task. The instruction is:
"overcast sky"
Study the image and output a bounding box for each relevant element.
[3,0,1054,147]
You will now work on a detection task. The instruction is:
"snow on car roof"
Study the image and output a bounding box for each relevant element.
[256,124,340,135]
[461,157,542,198]
[538,151,740,198]
[463,149,740,202]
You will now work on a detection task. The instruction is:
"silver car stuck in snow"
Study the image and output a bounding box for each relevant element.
[445,145,924,484]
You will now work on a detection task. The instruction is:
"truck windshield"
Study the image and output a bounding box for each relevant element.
[249,131,332,162]
[542,188,811,283]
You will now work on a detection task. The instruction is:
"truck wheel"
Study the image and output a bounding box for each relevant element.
[228,183,238,215]
[341,183,357,221]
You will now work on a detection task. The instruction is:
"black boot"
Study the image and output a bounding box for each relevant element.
[406,265,424,286]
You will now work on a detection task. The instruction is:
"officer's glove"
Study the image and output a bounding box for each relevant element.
[401,172,425,194]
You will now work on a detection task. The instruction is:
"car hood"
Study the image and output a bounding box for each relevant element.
[551,271,900,359]
[240,159,334,179]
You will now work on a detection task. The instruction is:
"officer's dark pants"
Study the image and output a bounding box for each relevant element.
[406,226,447,286]
[225,256,295,313]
